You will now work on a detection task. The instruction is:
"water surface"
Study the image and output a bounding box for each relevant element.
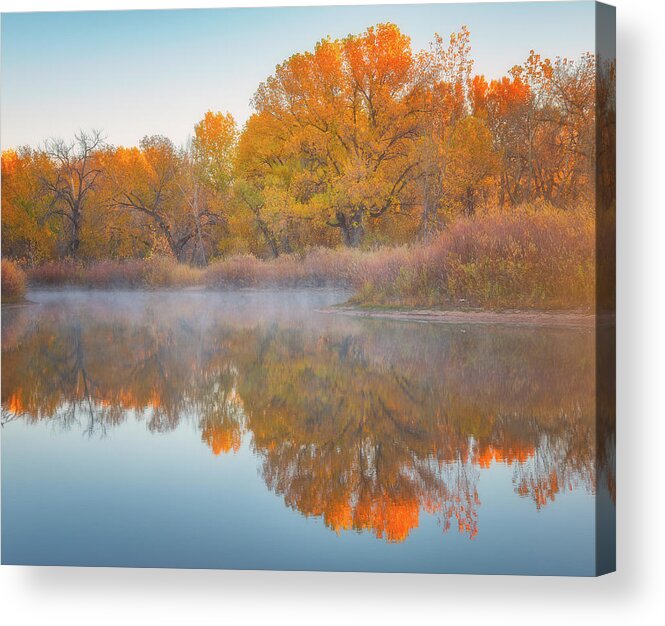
[1,290,614,574]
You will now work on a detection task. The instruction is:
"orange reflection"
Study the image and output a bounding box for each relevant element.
[474,443,535,468]
[1,301,607,543]
[202,422,242,455]
[7,392,24,414]
[354,494,421,543]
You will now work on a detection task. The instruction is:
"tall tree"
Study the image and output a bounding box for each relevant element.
[192,111,237,195]
[444,116,499,216]
[40,130,105,258]
[109,136,223,263]
[246,23,421,247]
[1,148,56,263]
[415,26,474,238]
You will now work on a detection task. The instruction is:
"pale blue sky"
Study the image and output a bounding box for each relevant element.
[1,2,595,149]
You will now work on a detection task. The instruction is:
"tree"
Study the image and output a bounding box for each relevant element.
[444,116,499,216]
[475,51,595,208]
[1,148,56,263]
[414,26,474,238]
[1,24,602,264]
[192,111,237,195]
[246,23,421,248]
[40,130,105,258]
[109,136,224,263]
[234,109,333,257]
[189,111,239,261]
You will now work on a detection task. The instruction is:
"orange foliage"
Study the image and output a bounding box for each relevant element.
[2,24,608,300]
[321,492,420,543]
[362,496,421,543]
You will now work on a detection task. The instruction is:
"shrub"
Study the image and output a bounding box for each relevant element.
[351,204,595,310]
[81,259,146,287]
[28,259,83,286]
[203,248,359,288]
[28,257,203,289]
[141,256,203,288]
[1,258,27,300]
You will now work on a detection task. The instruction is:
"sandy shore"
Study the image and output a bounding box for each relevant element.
[319,306,606,328]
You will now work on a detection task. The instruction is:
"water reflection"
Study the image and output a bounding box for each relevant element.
[1,291,611,546]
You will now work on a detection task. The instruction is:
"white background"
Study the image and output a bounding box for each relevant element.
[0,0,662,624]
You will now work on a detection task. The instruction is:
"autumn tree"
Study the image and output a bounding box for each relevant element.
[596,58,615,213]
[1,24,603,265]
[474,51,596,208]
[472,73,530,206]
[444,116,499,216]
[39,130,105,258]
[415,26,474,237]
[245,23,421,248]
[545,53,596,204]
[234,109,335,257]
[189,111,239,261]
[108,136,224,263]
[1,148,56,263]
[193,111,237,195]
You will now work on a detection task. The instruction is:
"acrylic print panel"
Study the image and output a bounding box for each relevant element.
[0,2,615,576]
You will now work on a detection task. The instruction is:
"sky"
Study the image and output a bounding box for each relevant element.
[0,2,596,150]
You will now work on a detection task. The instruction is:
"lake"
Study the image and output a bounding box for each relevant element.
[1,289,615,575]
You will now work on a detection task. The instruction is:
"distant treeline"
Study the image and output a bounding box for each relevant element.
[1,23,615,267]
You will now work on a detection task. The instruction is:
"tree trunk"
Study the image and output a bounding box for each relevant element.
[68,208,82,257]
[338,208,364,248]
[465,187,475,217]
[419,178,433,242]
[158,222,188,262]
[256,219,280,258]
[191,186,207,267]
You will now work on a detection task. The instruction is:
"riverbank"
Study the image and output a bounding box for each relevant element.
[4,206,597,311]
[319,306,603,328]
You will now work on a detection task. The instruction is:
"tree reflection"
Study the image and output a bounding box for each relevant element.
[1,299,608,542]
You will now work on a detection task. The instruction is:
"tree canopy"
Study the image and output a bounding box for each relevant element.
[2,24,612,263]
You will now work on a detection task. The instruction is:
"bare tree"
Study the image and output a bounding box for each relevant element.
[41,130,105,257]
[112,136,224,264]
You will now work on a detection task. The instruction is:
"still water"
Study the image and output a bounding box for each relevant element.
[1,290,614,575]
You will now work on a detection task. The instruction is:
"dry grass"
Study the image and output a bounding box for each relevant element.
[28,257,204,289]
[1,258,27,300]
[351,204,595,310]
[204,248,359,288]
